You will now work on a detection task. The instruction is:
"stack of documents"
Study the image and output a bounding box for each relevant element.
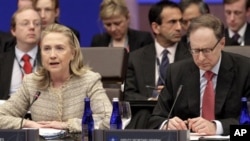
[39,128,66,140]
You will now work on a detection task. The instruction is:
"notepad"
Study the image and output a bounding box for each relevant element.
[39,128,66,139]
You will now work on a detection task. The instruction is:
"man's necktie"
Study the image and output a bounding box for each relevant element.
[157,50,169,85]
[202,71,215,120]
[22,54,32,74]
[232,33,240,45]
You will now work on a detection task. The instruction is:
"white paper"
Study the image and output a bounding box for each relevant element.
[39,128,66,137]
[190,133,230,140]
[0,100,6,105]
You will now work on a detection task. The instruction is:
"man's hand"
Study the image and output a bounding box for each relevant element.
[163,116,188,130]
[188,117,216,135]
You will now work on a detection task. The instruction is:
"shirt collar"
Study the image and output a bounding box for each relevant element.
[15,46,38,62]
[228,22,247,38]
[199,53,222,77]
[155,40,178,58]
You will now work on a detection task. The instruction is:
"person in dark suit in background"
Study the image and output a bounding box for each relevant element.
[124,1,191,129]
[148,14,250,135]
[91,0,154,52]
[0,31,13,49]
[0,7,41,99]
[124,0,191,101]
[179,0,210,43]
[0,0,32,50]
[33,0,80,41]
[223,0,250,46]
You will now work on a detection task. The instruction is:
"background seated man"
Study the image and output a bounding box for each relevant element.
[33,0,80,41]
[223,0,250,46]
[124,0,191,129]
[179,0,210,43]
[0,7,41,99]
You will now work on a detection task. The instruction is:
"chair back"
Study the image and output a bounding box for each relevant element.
[81,47,128,101]
[223,46,250,57]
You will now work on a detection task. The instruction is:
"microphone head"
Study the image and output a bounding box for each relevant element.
[33,91,41,100]
[176,85,183,97]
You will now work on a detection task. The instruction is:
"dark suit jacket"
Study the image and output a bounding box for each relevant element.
[225,23,250,46]
[90,28,154,52]
[148,52,250,135]
[55,22,80,42]
[124,42,191,100]
[68,26,80,42]
[0,31,13,49]
[0,38,41,99]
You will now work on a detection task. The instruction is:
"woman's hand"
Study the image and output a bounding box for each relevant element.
[23,120,45,128]
[37,121,67,130]
[23,120,67,130]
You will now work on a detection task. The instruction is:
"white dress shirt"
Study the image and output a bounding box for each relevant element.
[10,46,38,95]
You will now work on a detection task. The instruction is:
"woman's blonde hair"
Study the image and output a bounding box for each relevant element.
[99,0,129,20]
[35,23,89,89]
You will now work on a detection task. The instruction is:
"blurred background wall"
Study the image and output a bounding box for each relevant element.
[0,0,244,47]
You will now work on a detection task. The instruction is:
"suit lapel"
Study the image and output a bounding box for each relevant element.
[244,23,250,45]
[0,47,15,99]
[225,29,231,46]
[185,64,201,116]
[102,33,111,46]
[174,42,191,62]
[142,44,156,97]
[215,52,234,115]
[127,29,136,51]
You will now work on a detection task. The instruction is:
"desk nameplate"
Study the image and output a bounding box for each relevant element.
[94,129,189,141]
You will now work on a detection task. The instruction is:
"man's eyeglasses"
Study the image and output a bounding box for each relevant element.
[17,21,41,28]
[189,38,221,55]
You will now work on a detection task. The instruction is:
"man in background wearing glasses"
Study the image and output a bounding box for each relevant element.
[148,14,250,136]
[0,7,41,99]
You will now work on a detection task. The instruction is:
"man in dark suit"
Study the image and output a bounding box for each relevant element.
[223,0,250,46]
[90,0,153,52]
[148,14,250,135]
[0,7,41,99]
[0,31,13,49]
[179,0,210,43]
[124,1,191,129]
[124,1,191,101]
[33,0,80,41]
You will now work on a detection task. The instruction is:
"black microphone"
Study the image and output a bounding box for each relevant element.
[165,85,183,130]
[20,91,41,129]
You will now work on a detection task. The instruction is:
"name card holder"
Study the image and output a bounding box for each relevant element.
[94,129,189,141]
[0,128,39,141]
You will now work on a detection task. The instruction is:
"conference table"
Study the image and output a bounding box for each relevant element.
[39,131,230,141]
[39,133,81,141]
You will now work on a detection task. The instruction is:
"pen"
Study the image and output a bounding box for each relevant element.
[145,85,158,90]
[184,120,188,127]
